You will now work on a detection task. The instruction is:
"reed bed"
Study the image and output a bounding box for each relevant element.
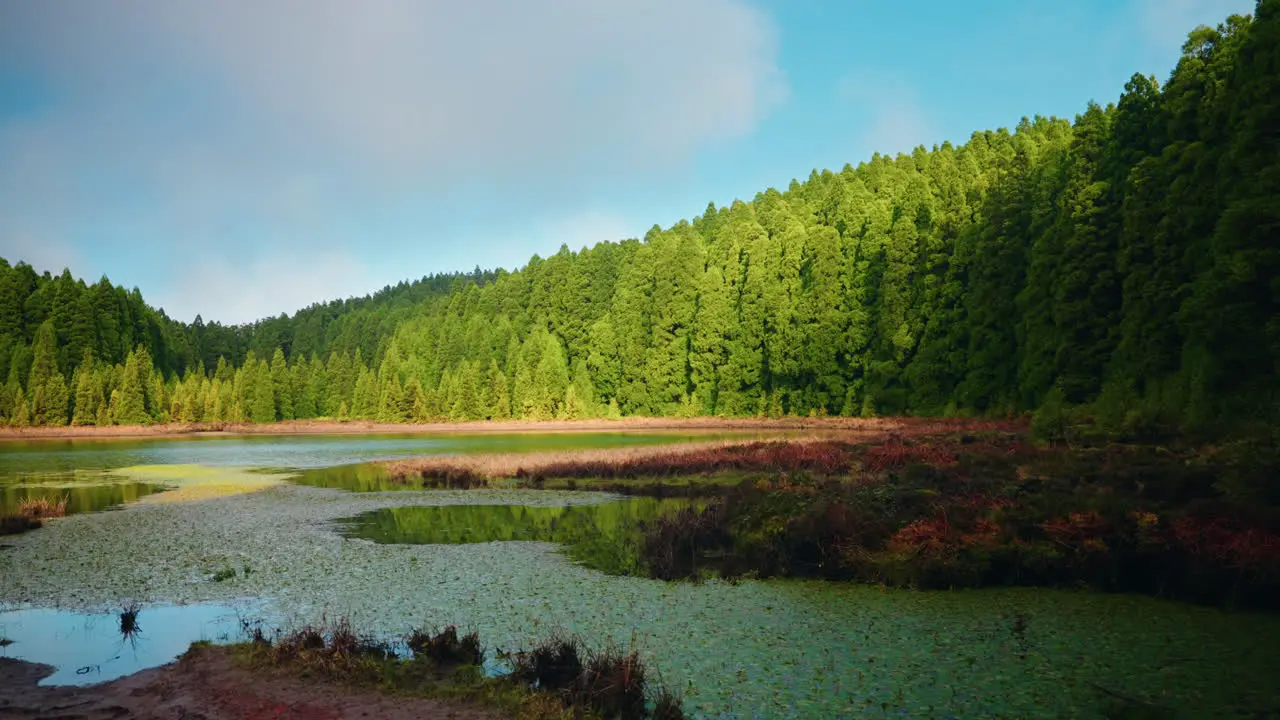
[17,494,69,519]
[383,418,1023,484]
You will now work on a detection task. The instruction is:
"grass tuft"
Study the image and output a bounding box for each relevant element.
[119,602,141,638]
[406,625,484,666]
[510,634,583,692]
[17,495,68,520]
[241,618,685,719]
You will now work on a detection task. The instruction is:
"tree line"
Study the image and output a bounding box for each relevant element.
[1,2,1276,433]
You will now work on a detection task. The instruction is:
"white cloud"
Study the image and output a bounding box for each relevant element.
[1,0,784,194]
[153,250,382,326]
[0,230,82,278]
[0,0,786,321]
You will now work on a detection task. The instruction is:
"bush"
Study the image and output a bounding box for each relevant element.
[406,625,484,666]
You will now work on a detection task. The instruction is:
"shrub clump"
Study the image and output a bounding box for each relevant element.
[270,617,392,676]
[510,634,672,720]
[249,619,684,719]
[0,514,41,535]
[406,625,483,666]
[17,495,68,520]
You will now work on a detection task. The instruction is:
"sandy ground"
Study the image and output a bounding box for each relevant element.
[0,416,927,441]
[0,645,495,720]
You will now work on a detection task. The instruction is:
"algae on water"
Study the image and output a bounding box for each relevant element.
[2,468,1279,718]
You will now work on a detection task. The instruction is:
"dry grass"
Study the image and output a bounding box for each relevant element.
[17,495,68,520]
[387,435,885,482]
[380,418,1025,482]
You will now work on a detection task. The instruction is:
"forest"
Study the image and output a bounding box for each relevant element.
[0,2,1276,436]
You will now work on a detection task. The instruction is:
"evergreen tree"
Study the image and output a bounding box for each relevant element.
[269,348,294,421]
[71,351,100,426]
[351,365,378,420]
[114,348,151,425]
[485,359,511,420]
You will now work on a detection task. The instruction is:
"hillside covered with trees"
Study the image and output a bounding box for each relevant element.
[1,2,1276,434]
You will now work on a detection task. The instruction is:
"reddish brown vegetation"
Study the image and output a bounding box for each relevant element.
[863,437,959,472]
[17,495,68,519]
[517,440,857,481]
[1172,516,1280,573]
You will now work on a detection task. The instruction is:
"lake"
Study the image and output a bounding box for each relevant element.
[2,432,1278,718]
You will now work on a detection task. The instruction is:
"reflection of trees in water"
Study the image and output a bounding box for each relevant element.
[0,472,164,516]
[342,499,698,575]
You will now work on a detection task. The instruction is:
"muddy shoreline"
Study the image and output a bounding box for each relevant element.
[0,646,495,720]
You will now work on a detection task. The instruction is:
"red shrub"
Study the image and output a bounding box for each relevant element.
[890,516,954,554]
[1172,516,1280,573]
[1040,511,1112,552]
[864,438,959,472]
[523,441,857,479]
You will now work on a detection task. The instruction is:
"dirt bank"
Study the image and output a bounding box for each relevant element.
[0,645,495,720]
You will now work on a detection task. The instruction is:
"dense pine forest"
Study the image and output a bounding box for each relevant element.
[1,3,1276,434]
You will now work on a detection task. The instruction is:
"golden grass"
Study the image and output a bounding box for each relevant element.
[17,494,68,519]
[385,434,869,481]
[380,417,1025,482]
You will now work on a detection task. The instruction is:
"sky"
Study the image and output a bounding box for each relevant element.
[0,0,1257,325]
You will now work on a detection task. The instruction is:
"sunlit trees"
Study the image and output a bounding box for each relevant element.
[1,4,1277,434]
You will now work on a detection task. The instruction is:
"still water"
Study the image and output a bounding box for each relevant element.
[0,431,719,514]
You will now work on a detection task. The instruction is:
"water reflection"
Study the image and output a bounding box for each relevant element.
[0,603,254,685]
[338,498,699,575]
[0,431,738,478]
[0,474,166,516]
[291,463,403,492]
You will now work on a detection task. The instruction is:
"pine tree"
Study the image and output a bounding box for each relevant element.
[249,358,277,423]
[270,348,294,421]
[485,359,511,420]
[115,348,151,425]
[71,354,99,426]
[12,386,30,427]
[351,366,378,420]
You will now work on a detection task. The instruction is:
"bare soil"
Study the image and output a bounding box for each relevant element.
[0,645,496,720]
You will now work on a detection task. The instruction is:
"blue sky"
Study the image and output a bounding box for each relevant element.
[0,0,1255,324]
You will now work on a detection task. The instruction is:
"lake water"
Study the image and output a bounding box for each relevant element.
[2,432,1279,718]
[0,431,722,514]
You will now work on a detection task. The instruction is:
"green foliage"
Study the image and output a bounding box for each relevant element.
[1,4,1277,431]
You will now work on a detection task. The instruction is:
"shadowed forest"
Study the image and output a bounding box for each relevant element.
[1,5,1277,437]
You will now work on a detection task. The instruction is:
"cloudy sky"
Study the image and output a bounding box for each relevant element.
[0,0,1255,324]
